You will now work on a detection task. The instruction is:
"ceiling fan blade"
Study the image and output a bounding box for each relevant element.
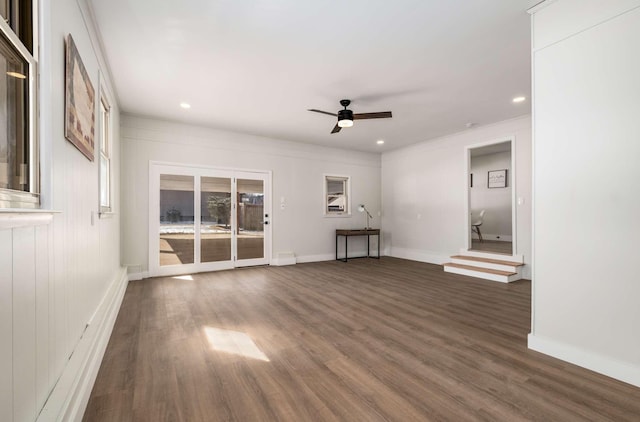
[331,123,342,134]
[353,111,393,120]
[308,109,338,117]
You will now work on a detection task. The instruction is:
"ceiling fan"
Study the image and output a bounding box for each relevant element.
[308,99,392,134]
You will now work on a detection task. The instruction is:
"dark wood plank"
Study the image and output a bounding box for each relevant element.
[83,258,640,422]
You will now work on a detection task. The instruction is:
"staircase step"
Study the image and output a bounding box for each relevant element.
[451,255,524,267]
[443,263,520,283]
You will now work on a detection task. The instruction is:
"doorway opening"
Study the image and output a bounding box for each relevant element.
[466,138,516,255]
[149,163,271,277]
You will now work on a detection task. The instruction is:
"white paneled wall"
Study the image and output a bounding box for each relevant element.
[0,215,52,421]
[0,0,126,421]
[0,228,13,421]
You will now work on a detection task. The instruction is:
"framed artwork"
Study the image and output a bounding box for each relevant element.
[65,34,95,161]
[488,169,507,188]
[0,1,8,21]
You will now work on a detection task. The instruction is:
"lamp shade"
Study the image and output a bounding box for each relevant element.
[358,204,365,212]
[338,109,354,128]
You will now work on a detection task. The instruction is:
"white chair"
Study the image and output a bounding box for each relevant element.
[471,210,485,242]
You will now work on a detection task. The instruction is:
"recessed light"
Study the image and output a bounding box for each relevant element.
[512,96,526,103]
[376,140,385,145]
[6,71,26,79]
[180,102,191,109]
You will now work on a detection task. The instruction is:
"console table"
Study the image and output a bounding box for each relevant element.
[335,229,380,262]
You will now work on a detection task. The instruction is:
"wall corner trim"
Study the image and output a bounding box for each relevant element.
[528,333,640,388]
[37,267,128,422]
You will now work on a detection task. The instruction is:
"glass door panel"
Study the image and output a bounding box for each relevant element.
[201,176,232,262]
[159,174,195,266]
[236,178,264,260]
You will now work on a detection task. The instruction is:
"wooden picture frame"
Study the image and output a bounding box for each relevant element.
[0,1,8,21]
[488,169,507,188]
[65,34,95,161]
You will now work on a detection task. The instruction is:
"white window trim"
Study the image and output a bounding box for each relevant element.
[0,5,39,209]
[323,174,351,217]
[98,73,113,216]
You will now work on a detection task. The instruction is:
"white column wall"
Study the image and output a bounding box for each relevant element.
[529,0,640,387]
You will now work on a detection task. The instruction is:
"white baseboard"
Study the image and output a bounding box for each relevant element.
[37,267,128,422]
[296,253,336,263]
[290,250,384,264]
[528,333,640,388]
[127,270,149,281]
[389,247,449,265]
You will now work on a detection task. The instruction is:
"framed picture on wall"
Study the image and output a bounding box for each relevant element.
[65,34,96,161]
[0,1,8,21]
[488,169,507,188]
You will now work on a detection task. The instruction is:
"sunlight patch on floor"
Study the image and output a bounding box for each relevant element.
[172,275,194,280]
[204,326,270,362]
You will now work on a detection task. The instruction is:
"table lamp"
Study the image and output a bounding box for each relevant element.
[358,204,373,229]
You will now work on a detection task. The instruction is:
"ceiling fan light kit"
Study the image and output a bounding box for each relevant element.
[309,99,392,134]
[338,109,354,127]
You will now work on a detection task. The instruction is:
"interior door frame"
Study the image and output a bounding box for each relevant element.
[149,161,272,277]
[464,136,517,255]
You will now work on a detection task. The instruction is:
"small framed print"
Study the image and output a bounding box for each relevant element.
[488,169,507,188]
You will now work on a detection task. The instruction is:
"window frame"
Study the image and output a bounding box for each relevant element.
[0,1,38,209]
[98,81,112,215]
[323,174,351,217]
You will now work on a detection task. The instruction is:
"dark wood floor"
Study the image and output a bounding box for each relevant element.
[84,258,640,421]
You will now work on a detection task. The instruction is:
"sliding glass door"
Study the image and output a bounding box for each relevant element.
[150,164,270,276]
[201,176,233,263]
[159,174,195,267]
[235,176,267,266]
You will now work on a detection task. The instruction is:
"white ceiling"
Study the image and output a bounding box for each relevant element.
[89,0,537,153]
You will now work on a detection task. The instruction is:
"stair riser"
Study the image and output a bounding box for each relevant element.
[459,249,524,263]
[444,266,515,283]
[450,258,521,273]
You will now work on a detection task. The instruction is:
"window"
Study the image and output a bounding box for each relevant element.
[99,95,111,213]
[324,175,350,215]
[0,0,37,208]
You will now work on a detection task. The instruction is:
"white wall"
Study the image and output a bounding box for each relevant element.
[529,0,640,387]
[381,115,531,270]
[0,1,125,421]
[470,151,512,240]
[121,115,381,275]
